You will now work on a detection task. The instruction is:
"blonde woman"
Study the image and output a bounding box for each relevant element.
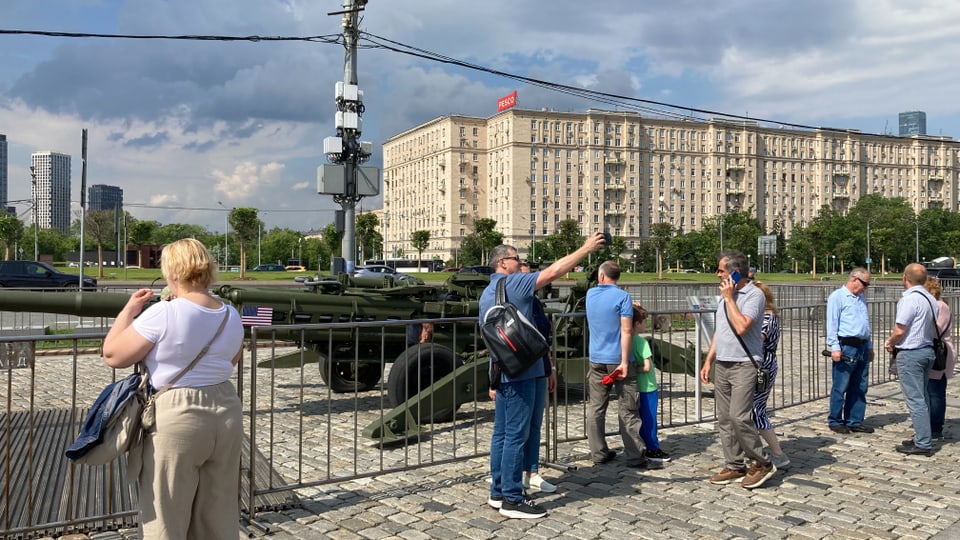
[103,239,244,539]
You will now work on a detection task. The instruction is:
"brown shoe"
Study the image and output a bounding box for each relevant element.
[708,467,747,485]
[741,460,777,489]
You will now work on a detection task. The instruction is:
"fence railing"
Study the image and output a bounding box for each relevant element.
[0,293,953,537]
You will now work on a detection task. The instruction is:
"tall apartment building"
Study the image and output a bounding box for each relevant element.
[30,152,72,234]
[383,109,959,263]
[900,111,927,137]
[88,184,123,212]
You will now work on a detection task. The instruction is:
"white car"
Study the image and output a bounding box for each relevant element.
[352,265,418,283]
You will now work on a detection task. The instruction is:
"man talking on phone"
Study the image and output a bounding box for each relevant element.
[700,250,776,489]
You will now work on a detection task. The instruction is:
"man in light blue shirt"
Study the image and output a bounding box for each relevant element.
[585,261,646,467]
[885,263,938,456]
[825,268,874,434]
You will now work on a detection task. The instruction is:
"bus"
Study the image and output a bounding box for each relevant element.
[364,258,444,273]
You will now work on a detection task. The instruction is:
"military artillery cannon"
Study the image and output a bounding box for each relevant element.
[0,269,704,441]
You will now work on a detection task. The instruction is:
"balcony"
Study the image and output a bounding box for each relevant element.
[606,204,627,216]
[832,191,850,200]
[605,181,626,192]
[604,157,625,166]
[725,161,746,172]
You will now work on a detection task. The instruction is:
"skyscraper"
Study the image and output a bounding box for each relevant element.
[0,134,7,209]
[30,152,72,234]
[899,111,927,137]
[88,184,123,213]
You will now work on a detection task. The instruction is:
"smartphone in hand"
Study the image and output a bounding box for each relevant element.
[730,270,742,284]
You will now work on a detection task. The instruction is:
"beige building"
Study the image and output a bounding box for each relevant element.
[382,109,959,264]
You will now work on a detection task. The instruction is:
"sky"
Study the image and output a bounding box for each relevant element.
[2,0,960,234]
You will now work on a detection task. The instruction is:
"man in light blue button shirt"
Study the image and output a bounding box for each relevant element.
[885,263,938,456]
[825,267,874,434]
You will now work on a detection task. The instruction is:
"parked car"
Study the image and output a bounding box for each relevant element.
[251,264,286,272]
[0,261,97,290]
[458,265,494,275]
[353,264,418,283]
[285,265,307,272]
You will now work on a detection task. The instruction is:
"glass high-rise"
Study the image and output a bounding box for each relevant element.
[899,111,927,137]
[89,184,123,213]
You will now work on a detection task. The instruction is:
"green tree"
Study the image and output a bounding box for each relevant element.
[84,209,116,278]
[128,220,159,268]
[0,215,24,260]
[652,221,673,277]
[356,212,382,261]
[459,218,503,265]
[322,224,342,259]
[228,208,261,277]
[410,230,430,271]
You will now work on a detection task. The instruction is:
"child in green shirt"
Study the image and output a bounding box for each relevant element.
[632,304,671,462]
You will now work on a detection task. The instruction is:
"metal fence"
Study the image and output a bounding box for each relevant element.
[0,292,955,537]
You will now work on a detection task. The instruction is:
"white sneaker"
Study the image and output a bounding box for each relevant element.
[526,473,557,493]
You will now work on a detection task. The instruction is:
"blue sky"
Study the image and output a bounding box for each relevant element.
[2,0,960,233]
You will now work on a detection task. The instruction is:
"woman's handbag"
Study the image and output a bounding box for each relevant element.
[918,294,949,371]
[66,310,230,465]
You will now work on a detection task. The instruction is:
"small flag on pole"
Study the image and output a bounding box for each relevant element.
[241,305,273,327]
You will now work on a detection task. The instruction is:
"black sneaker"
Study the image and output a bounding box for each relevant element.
[895,444,932,456]
[499,498,547,519]
[829,424,851,434]
[487,495,503,509]
[849,425,875,433]
[645,448,672,462]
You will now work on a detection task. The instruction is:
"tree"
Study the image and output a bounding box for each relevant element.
[356,212,382,261]
[228,208,260,278]
[0,215,24,260]
[128,220,159,268]
[322,224,342,259]
[459,218,503,265]
[410,230,430,271]
[84,209,116,278]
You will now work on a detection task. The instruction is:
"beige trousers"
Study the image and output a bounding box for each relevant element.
[138,381,242,540]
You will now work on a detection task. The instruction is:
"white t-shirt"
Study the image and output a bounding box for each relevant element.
[132,298,244,389]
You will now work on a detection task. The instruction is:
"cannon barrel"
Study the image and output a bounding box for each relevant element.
[0,290,134,318]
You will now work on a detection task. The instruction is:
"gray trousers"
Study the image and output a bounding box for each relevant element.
[715,361,768,469]
[586,362,646,465]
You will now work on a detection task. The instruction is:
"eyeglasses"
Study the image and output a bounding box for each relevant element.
[855,277,870,288]
[501,256,521,263]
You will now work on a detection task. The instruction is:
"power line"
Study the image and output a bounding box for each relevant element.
[0,26,910,139]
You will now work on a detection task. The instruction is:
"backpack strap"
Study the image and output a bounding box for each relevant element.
[495,276,507,306]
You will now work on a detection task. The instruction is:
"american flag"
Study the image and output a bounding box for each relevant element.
[241,305,274,327]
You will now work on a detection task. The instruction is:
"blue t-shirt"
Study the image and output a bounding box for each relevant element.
[479,272,546,382]
[585,284,633,364]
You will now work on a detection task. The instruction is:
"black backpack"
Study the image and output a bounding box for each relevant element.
[481,277,550,378]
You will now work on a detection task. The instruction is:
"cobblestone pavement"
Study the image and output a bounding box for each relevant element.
[235,381,955,539]
[24,361,960,540]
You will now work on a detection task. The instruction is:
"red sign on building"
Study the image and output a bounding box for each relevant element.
[497,90,517,112]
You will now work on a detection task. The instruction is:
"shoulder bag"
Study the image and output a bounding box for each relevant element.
[917,293,948,371]
[481,277,549,378]
[723,301,770,394]
[66,310,230,465]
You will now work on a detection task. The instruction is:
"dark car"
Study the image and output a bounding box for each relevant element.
[930,268,960,289]
[251,264,286,272]
[0,261,97,290]
[458,265,495,275]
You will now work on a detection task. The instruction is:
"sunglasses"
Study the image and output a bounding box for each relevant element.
[855,277,870,288]
[501,256,521,263]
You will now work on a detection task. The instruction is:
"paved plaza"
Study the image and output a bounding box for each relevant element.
[22,372,960,540]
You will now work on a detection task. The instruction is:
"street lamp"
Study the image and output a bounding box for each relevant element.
[217,201,229,268]
[29,166,38,260]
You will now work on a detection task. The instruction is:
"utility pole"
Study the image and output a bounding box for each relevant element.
[79,128,87,288]
[318,0,378,275]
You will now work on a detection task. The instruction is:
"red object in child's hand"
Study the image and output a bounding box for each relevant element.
[601,368,621,385]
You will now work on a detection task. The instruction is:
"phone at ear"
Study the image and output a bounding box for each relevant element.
[730,271,742,284]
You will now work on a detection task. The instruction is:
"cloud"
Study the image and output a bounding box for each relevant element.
[212,161,285,201]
